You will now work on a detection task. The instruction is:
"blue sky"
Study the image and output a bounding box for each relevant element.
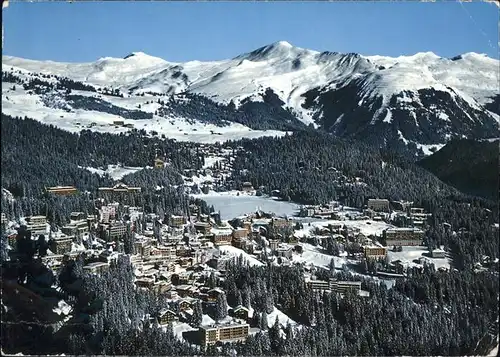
[3,1,499,62]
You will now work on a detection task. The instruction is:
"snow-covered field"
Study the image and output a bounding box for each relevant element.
[265,307,297,328]
[80,164,145,181]
[2,83,287,144]
[294,218,394,238]
[193,193,300,220]
[387,245,451,270]
[218,245,264,267]
[293,243,348,269]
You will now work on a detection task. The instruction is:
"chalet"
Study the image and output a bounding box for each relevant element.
[179,298,195,312]
[154,158,165,169]
[207,288,224,302]
[275,245,293,259]
[269,239,279,251]
[355,233,370,244]
[175,285,197,298]
[232,305,249,321]
[41,254,65,268]
[232,228,248,240]
[158,309,178,325]
[241,182,254,192]
[299,206,315,217]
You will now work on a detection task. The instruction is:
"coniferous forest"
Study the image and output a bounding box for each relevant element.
[1,114,498,356]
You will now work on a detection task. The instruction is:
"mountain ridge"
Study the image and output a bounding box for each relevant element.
[2,41,499,156]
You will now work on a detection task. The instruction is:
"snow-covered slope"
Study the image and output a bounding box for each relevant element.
[3,41,499,150]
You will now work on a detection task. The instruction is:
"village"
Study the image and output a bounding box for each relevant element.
[2,173,466,349]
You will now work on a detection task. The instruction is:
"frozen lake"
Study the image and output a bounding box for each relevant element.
[194,193,300,220]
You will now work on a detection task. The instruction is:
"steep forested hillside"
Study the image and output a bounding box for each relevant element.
[227,132,463,206]
[0,114,211,225]
[0,114,203,196]
[418,139,499,200]
[159,90,309,131]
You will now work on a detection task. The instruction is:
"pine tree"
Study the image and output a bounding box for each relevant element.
[192,300,203,326]
[215,292,228,321]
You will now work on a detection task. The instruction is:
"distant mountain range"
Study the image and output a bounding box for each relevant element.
[2,41,499,155]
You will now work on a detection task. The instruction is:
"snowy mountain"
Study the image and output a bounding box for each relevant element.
[2,41,499,152]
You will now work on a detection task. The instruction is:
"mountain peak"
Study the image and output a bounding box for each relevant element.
[235,40,312,62]
[123,51,151,59]
[271,40,293,48]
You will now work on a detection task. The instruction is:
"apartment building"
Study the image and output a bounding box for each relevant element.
[306,279,331,291]
[151,245,177,260]
[1,213,7,226]
[61,219,88,237]
[210,228,233,246]
[170,215,186,228]
[232,228,248,240]
[50,235,73,254]
[108,222,127,241]
[200,322,250,347]
[364,246,387,260]
[83,262,110,275]
[331,280,362,295]
[383,227,424,247]
[135,240,152,257]
[194,222,211,234]
[26,215,47,236]
[46,186,78,196]
[70,212,86,221]
[367,199,390,212]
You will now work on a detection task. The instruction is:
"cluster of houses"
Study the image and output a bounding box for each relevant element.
[299,199,432,229]
[1,189,453,348]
